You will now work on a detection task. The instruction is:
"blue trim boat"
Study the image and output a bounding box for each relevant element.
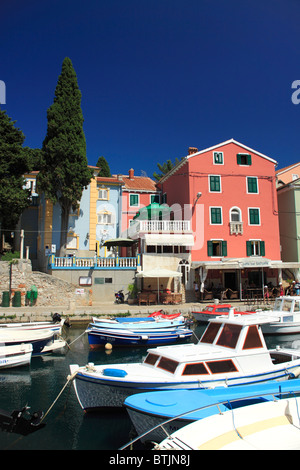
[90,314,186,331]
[124,377,300,444]
[70,312,300,411]
[0,329,54,355]
[86,325,192,348]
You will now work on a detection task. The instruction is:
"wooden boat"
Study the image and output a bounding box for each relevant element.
[86,325,192,348]
[124,377,300,444]
[0,343,33,369]
[260,296,300,334]
[0,316,65,334]
[90,314,186,331]
[156,396,300,450]
[70,312,300,411]
[192,304,254,322]
[0,329,54,355]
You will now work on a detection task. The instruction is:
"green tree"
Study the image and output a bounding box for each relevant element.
[0,109,31,241]
[38,57,93,254]
[96,156,111,177]
[153,157,183,182]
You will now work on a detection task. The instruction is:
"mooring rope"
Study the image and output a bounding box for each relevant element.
[40,370,79,423]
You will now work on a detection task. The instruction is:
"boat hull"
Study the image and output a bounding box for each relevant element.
[0,344,32,369]
[124,378,300,443]
[69,362,300,411]
[262,322,300,335]
[87,328,192,348]
[0,330,54,355]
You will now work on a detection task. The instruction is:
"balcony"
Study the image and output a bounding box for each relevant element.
[48,255,140,270]
[229,221,243,235]
[134,220,191,233]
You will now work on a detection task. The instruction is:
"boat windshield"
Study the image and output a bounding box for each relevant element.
[282,299,294,312]
[200,322,222,344]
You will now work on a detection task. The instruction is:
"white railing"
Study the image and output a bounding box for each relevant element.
[137,220,191,232]
[50,256,139,269]
[229,221,243,235]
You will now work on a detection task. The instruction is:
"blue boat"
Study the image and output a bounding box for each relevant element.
[86,325,192,348]
[123,377,300,444]
[91,314,186,331]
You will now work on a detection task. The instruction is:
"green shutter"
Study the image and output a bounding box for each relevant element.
[246,241,252,256]
[221,241,227,257]
[247,154,252,165]
[260,241,265,256]
[211,207,222,224]
[207,241,213,256]
[237,154,241,165]
[248,177,258,193]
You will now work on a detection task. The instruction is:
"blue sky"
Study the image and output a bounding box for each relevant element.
[1,0,300,177]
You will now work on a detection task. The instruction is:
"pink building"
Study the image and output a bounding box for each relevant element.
[158,139,283,299]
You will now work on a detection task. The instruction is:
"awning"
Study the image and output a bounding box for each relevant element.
[133,202,171,220]
[143,234,194,246]
[191,258,300,270]
[102,238,137,248]
[136,268,182,278]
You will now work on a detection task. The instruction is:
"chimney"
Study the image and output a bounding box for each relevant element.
[129,168,134,179]
[188,147,198,155]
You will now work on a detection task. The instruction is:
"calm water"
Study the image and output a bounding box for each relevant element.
[0,322,299,450]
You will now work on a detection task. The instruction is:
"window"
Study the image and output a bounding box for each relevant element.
[144,353,159,365]
[230,208,241,222]
[182,362,209,376]
[200,322,222,344]
[216,324,242,349]
[247,177,258,193]
[157,357,179,374]
[130,194,139,206]
[243,325,263,350]
[246,240,265,256]
[66,234,78,249]
[98,187,109,200]
[249,208,260,225]
[237,153,252,165]
[209,175,221,192]
[151,194,160,204]
[207,240,227,257]
[97,211,113,224]
[206,360,238,374]
[213,152,223,164]
[210,207,222,224]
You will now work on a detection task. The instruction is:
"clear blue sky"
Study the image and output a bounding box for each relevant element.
[1,0,300,177]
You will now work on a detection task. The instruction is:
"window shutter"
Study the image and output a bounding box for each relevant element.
[260,241,265,256]
[207,241,213,256]
[237,154,241,165]
[246,241,252,256]
[247,154,252,165]
[221,241,227,257]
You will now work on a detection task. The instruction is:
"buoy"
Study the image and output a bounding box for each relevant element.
[105,342,112,350]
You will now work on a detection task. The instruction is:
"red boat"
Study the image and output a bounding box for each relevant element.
[192,304,255,322]
[149,310,182,320]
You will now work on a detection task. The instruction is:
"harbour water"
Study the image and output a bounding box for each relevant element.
[0,322,299,450]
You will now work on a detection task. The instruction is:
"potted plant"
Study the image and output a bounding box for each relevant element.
[127,283,138,304]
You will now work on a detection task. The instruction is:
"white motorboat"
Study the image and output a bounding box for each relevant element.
[260,296,300,334]
[156,396,300,450]
[0,329,54,355]
[40,338,67,355]
[0,317,65,335]
[69,312,300,411]
[0,343,33,369]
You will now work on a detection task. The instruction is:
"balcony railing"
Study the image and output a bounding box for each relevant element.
[229,221,243,235]
[135,220,191,233]
[49,255,140,270]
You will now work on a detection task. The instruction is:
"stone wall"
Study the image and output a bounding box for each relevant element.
[0,260,80,307]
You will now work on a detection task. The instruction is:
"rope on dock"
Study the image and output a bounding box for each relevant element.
[40,369,79,423]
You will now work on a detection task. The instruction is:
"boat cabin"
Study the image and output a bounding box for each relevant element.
[273,296,300,314]
[142,314,296,379]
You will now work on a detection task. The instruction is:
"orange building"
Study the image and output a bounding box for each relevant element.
[158,139,283,299]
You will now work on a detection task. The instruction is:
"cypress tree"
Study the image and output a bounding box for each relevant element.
[38,57,93,254]
[96,156,111,177]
